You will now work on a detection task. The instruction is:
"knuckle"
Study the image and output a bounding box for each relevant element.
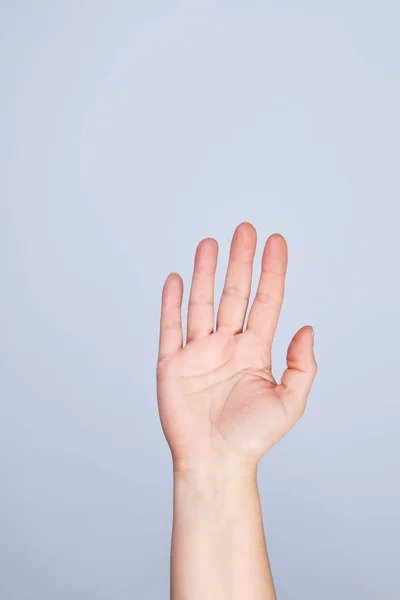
[297,399,308,419]
[189,297,213,307]
[311,357,318,374]
[223,284,249,302]
[255,291,279,306]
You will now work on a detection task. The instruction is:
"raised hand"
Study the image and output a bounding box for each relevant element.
[157,222,317,472]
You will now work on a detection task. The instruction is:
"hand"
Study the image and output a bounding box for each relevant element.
[156,222,317,472]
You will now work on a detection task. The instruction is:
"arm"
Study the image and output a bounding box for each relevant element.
[156,222,317,599]
[171,463,276,600]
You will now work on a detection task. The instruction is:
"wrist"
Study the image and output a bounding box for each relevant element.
[172,457,261,531]
[172,456,258,493]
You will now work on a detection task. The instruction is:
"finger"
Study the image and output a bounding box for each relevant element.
[158,273,183,360]
[216,222,257,334]
[187,238,218,342]
[277,325,318,420]
[246,233,287,344]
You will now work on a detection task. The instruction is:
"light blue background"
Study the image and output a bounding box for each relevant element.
[1,2,399,598]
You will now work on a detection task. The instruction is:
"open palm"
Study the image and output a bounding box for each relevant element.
[157,223,317,471]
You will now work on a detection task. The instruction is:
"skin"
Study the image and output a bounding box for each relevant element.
[157,222,318,599]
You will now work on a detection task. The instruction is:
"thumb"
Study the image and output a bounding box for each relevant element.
[278,325,318,419]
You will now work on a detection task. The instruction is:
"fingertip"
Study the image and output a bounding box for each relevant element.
[269,231,285,240]
[302,324,314,338]
[163,271,183,292]
[237,220,256,229]
[299,325,318,371]
[203,236,218,247]
[287,325,316,363]
[232,223,257,259]
[262,234,288,273]
[235,221,257,241]
[266,232,287,252]
[167,271,182,282]
[197,237,219,255]
[294,324,313,337]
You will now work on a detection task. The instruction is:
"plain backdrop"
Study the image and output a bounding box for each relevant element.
[1,1,399,598]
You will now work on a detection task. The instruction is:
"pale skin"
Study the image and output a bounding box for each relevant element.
[157,222,318,600]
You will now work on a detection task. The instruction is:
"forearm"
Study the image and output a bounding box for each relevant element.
[170,461,276,600]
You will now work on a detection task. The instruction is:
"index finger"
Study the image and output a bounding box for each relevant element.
[246,233,287,345]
